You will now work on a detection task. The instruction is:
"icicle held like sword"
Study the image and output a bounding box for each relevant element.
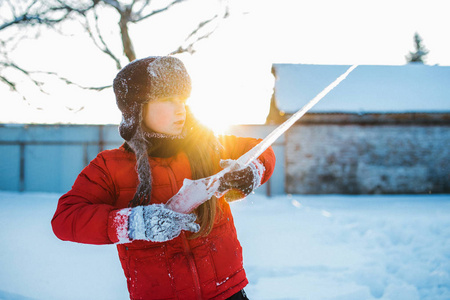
[166,65,358,214]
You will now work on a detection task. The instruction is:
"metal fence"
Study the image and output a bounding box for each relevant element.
[0,124,284,196]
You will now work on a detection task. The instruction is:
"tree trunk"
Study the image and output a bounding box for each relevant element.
[119,9,136,62]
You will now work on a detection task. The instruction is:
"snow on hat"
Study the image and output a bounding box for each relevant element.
[113,56,191,207]
[113,56,192,141]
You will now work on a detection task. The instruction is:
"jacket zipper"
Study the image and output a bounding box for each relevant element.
[167,164,202,300]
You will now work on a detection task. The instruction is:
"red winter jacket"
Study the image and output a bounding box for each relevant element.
[52,135,275,300]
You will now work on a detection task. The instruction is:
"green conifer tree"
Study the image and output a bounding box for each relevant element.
[406,32,429,64]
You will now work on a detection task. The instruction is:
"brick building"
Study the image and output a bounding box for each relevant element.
[267,64,450,194]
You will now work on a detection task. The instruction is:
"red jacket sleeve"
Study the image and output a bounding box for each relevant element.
[51,152,122,245]
[218,135,276,185]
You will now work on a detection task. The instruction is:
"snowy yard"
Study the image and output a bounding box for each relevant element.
[0,191,449,300]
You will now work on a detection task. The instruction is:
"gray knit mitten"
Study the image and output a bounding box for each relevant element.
[128,204,199,242]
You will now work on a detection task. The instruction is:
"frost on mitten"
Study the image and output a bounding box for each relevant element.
[216,159,265,202]
[108,207,133,244]
[108,204,199,244]
[128,204,200,242]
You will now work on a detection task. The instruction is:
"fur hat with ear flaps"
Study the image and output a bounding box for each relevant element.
[113,56,192,207]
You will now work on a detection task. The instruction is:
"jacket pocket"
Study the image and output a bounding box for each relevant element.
[128,245,175,300]
[208,228,244,283]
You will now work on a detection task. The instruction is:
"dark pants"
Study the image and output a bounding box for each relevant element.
[226,290,249,300]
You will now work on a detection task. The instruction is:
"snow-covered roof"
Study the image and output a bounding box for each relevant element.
[272,64,450,114]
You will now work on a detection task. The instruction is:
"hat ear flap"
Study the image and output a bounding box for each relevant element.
[119,102,142,141]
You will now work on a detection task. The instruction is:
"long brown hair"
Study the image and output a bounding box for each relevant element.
[136,107,222,238]
[179,107,222,238]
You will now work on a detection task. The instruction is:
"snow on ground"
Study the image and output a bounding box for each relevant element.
[0,191,449,300]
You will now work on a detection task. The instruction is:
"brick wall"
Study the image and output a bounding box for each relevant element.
[285,124,450,194]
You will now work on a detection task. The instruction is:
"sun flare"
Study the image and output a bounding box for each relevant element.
[183,53,274,135]
[188,98,232,134]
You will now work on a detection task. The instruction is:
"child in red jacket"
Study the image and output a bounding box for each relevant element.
[52,56,275,300]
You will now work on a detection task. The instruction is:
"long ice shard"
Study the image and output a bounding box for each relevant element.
[166,65,358,213]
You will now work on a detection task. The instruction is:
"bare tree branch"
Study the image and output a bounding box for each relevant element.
[0,61,46,93]
[171,2,230,55]
[185,14,220,41]
[0,0,229,98]
[82,7,122,69]
[48,72,112,91]
[133,0,187,22]
[0,74,18,92]
[0,0,96,30]
[135,0,151,17]
[101,0,123,11]
[0,60,110,93]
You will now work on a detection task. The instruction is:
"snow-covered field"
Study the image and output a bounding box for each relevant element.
[0,191,449,300]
